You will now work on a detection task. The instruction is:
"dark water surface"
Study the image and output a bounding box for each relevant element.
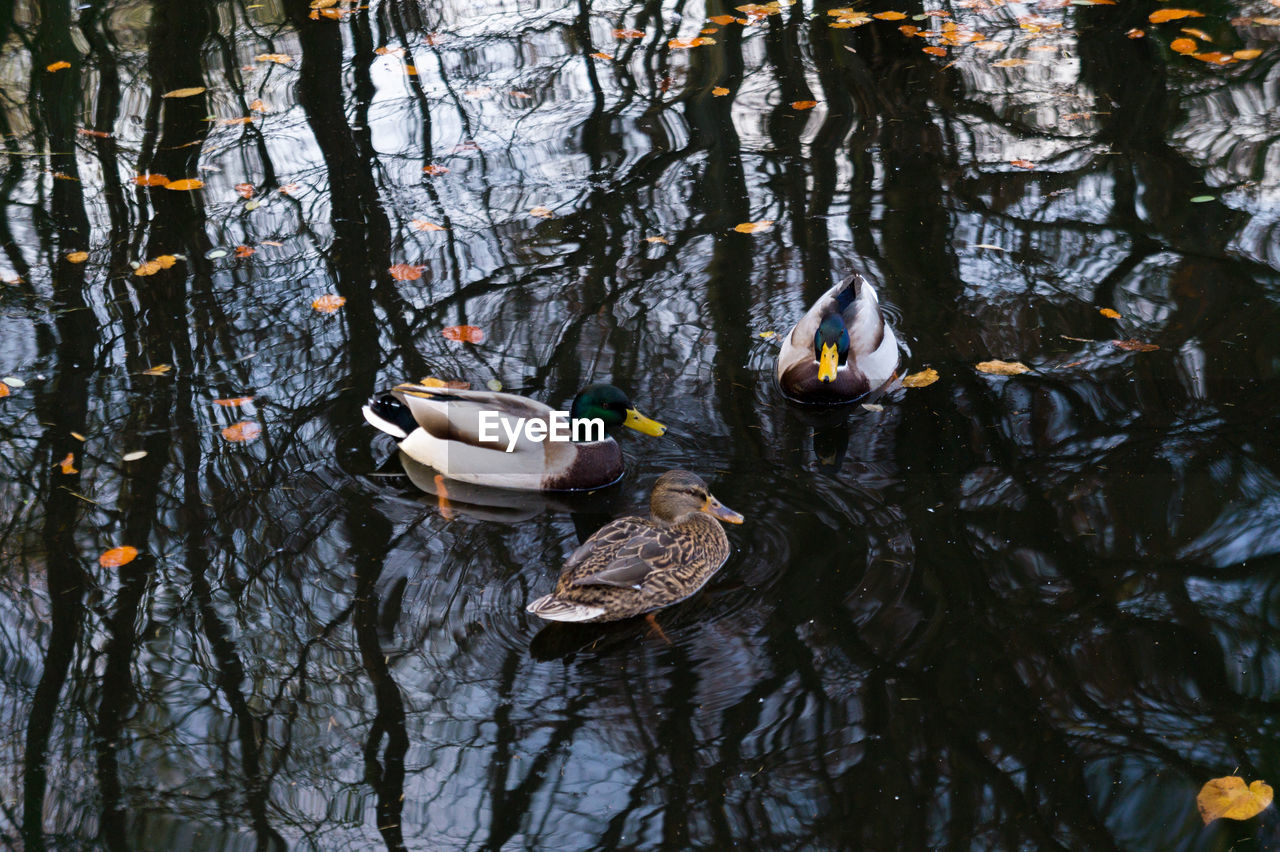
[2,0,1280,847]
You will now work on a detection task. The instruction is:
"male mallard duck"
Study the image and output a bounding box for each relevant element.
[777,273,900,404]
[362,383,665,491]
[526,470,744,622]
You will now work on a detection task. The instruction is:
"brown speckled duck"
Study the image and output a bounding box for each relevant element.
[362,383,665,491]
[526,470,744,622]
[777,273,900,404]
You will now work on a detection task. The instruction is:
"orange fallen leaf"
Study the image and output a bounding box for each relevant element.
[279,183,299,194]
[222,421,262,442]
[792,100,818,110]
[134,255,178,277]
[249,99,267,111]
[614,28,645,38]
[422,164,449,176]
[46,61,72,72]
[1099,307,1121,319]
[734,220,774,234]
[669,36,716,48]
[411,219,446,231]
[902,368,940,388]
[134,174,170,186]
[0,381,9,398]
[99,546,139,568]
[713,86,730,96]
[1112,339,1159,351]
[530,205,554,218]
[1126,28,1146,38]
[234,245,255,258]
[709,14,736,24]
[442,325,485,343]
[164,178,204,190]
[590,51,614,60]
[58,453,78,474]
[1180,26,1212,39]
[218,116,253,126]
[873,11,907,19]
[1010,159,1036,169]
[1171,37,1198,53]
[142,364,172,375]
[1197,777,1274,825]
[312,294,346,313]
[214,396,254,407]
[993,57,1026,66]
[900,24,921,35]
[389,263,424,281]
[923,45,947,56]
[235,182,255,198]
[255,53,292,64]
[975,359,1031,375]
[66,251,89,263]
[646,235,670,244]
[434,474,455,520]
[701,27,719,34]
[162,86,206,98]
[375,46,405,56]
[78,128,111,138]
[1234,48,1263,59]
[1149,8,1203,23]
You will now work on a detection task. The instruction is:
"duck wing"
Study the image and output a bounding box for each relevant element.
[393,383,555,449]
[564,518,683,590]
[834,274,887,357]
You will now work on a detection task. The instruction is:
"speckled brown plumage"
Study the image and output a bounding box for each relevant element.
[526,470,744,622]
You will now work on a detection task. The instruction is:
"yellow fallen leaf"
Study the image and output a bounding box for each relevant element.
[873,11,907,19]
[58,453,77,474]
[1149,8,1203,23]
[162,86,206,98]
[312,294,346,313]
[1234,48,1263,59]
[250,99,267,111]
[733,220,774,233]
[66,251,89,264]
[757,330,776,339]
[993,58,1026,67]
[46,61,72,72]
[590,52,614,60]
[669,36,716,48]
[975,360,1030,376]
[712,86,730,96]
[902,368,940,387]
[646,235,670,244]
[1099,307,1121,319]
[221,421,262,442]
[530,205,554,218]
[214,396,254,407]
[255,53,292,64]
[1197,776,1273,825]
[142,364,172,376]
[164,178,204,190]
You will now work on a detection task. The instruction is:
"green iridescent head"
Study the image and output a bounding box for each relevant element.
[569,384,667,436]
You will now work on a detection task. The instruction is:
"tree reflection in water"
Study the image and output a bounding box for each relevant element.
[1,0,1279,847]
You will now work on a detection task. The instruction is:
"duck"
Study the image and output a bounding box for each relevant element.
[362,382,666,491]
[526,470,744,622]
[776,273,900,404]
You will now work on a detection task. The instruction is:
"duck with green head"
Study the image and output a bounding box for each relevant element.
[527,470,744,622]
[777,273,900,404]
[362,382,666,491]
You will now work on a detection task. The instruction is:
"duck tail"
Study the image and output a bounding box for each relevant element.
[833,273,864,313]
[362,393,418,440]
[526,595,607,622]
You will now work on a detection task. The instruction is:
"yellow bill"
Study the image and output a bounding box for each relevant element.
[624,408,667,436]
[818,342,840,383]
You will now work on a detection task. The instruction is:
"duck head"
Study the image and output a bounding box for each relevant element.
[650,470,744,525]
[813,315,850,383]
[570,383,667,436]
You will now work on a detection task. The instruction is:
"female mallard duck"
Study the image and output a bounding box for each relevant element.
[526,470,744,622]
[362,383,665,491]
[777,273,900,404]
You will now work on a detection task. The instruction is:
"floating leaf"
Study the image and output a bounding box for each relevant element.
[411,219,446,231]
[234,245,255,258]
[669,36,716,48]
[249,99,267,111]
[862,403,884,412]
[1010,159,1036,169]
[312,294,346,313]
[218,116,253,126]
[206,248,229,259]
[164,178,204,190]
[1192,51,1235,64]
[993,57,1026,66]
[142,364,172,376]
[0,381,9,398]
[235,182,255,199]
[530,205,554,218]
[1148,8,1203,23]
[733,220,774,233]
[975,360,1031,375]
[792,99,818,110]
[214,396,254,407]
[712,86,731,96]
[99,546,139,568]
[709,14,736,24]
[487,379,504,391]
[434,474,455,520]
[3,376,25,388]
[78,128,111,138]
[1234,48,1263,59]
[134,174,170,186]
[375,45,406,56]
[71,431,86,441]
[58,453,77,474]
[66,251,89,264]
[1099,307,1121,319]
[922,45,947,56]
[873,10,907,19]
[902,367,940,387]
[389,263,424,281]
[758,330,777,339]
[134,255,178,277]
[162,86,206,98]
[590,51,614,60]
[614,28,645,38]
[122,450,147,461]
[422,164,449,176]
[46,61,72,72]
[1197,777,1274,825]
[222,421,262,442]
[1170,37,1198,53]
[418,377,469,389]
[255,53,292,64]
[1112,339,1159,351]
[442,325,485,343]
[1126,28,1146,38]
[646,235,670,244]
[279,183,299,194]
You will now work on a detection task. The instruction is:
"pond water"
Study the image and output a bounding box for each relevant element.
[3,0,1280,847]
